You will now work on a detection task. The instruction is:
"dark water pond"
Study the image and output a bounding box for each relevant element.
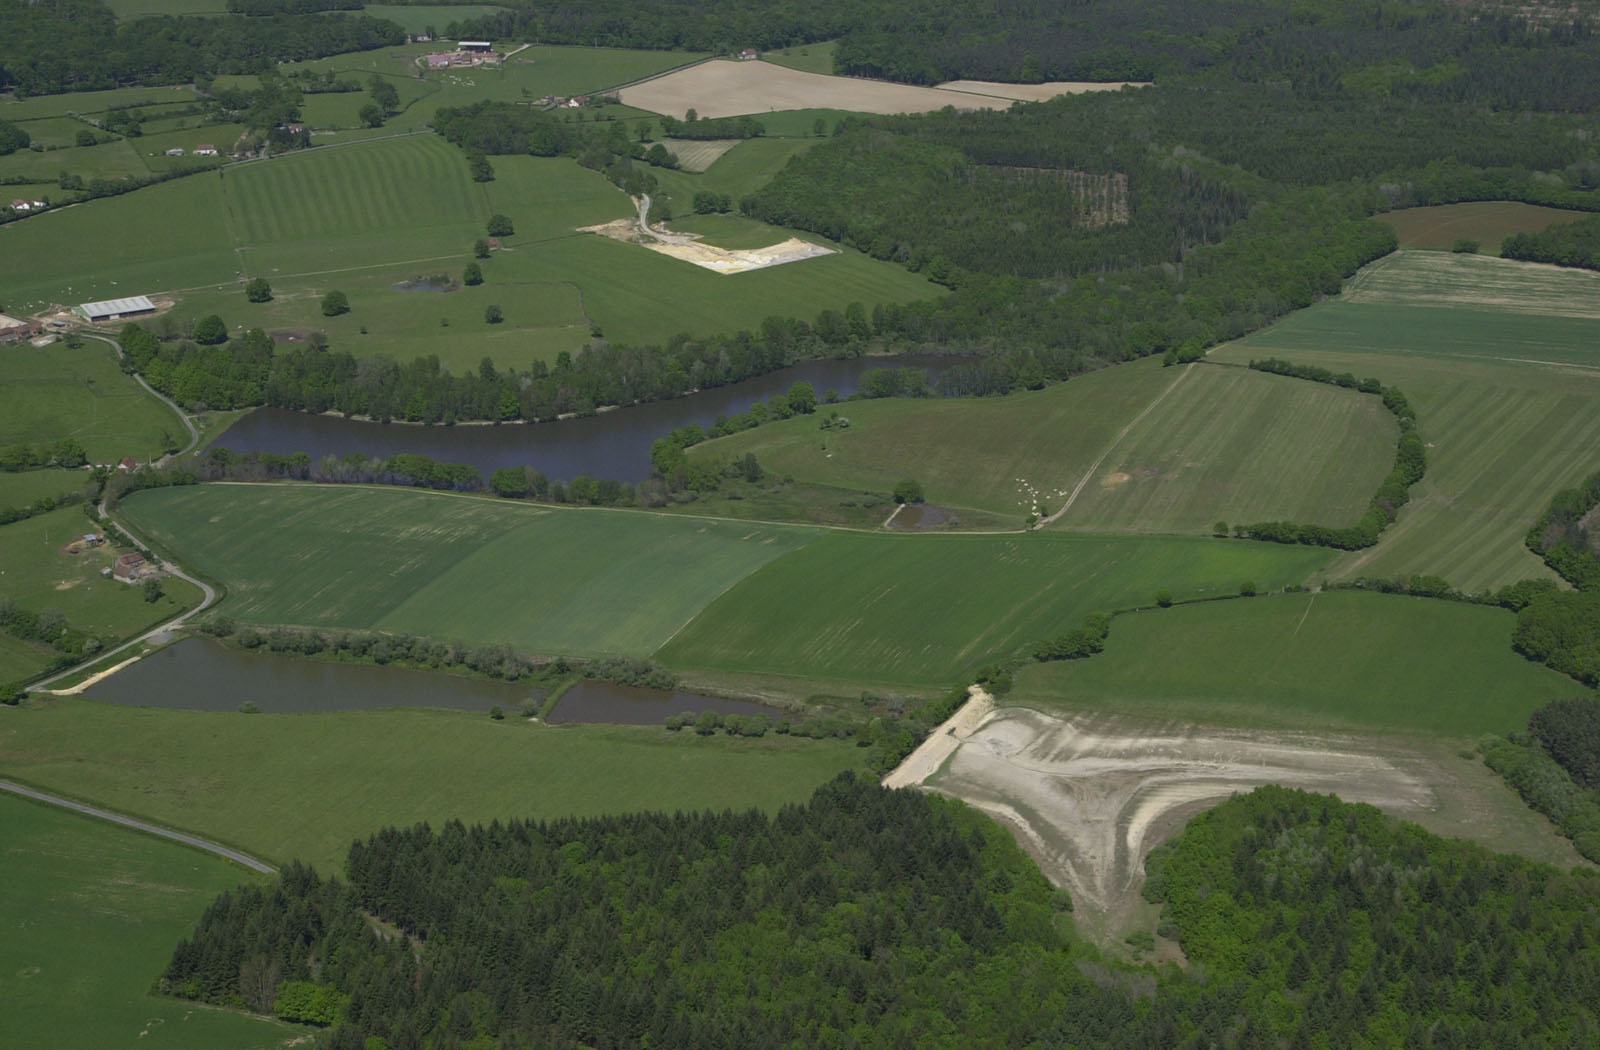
[216,354,955,481]
[888,503,954,529]
[546,679,785,726]
[87,636,540,714]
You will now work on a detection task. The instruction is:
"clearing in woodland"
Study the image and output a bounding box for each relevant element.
[117,484,820,656]
[0,698,864,874]
[1379,201,1591,254]
[1213,251,1600,591]
[0,791,289,1049]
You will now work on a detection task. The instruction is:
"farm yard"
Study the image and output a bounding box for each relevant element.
[1214,251,1600,591]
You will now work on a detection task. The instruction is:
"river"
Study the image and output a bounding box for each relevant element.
[215,354,952,481]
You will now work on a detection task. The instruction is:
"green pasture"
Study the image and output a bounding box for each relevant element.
[698,138,823,196]
[1340,248,1600,321]
[0,698,864,873]
[0,339,184,463]
[1380,201,1591,254]
[363,4,508,34]
[11,116,95,149]
[118,484,821,655]
[0,85,198,121]
[657,532,1333,689]
[1055,362,1396,534]
[0,174,236,312]
[695,357,1167,521]
[1214,256,1600,590]
[666,212,797,249]
[762,43,839,75]
[0,505,201,682]
[743,109,865,138]
[0,137,151,183]
[1009,591,1580,736]
[0,793,289,1049]
[0,468,93,510]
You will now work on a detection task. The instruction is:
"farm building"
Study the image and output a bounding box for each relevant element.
[75,296,156,322]
[112,551,146,582]
[9,199,31,211]
[738,48,759,60]
[194,144,219,156]
[0,314,41,343]
[425,53,452,69]
[460,40,493,52]
[165,147,185,156]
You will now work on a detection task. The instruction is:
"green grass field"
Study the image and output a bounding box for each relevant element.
[666,212,795,249]
[1380,201,1591,254]
[118,484,821,655]
[692,357,1392,530]
[1213,252,1600,590]
[0,697,864,872]
[0,136,152,182]
[0,85,199,121]
[1055,362,1396,534]
[0,340,185,463]
[103,0,230,16]
[0,468,93,510]
[0,793,290,1049]
[761,42,839,75]
[657,532,1333,689]
[1009,591,1580,736]
[0,505,202,682]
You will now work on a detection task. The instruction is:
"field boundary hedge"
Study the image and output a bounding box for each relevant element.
[1224,359,1424,550]
[1525,468,1600,591]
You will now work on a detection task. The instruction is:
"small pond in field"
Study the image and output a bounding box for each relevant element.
[86,636,540,714]
[215,353,960,482]
[888,502,954,529]
[545,679,786,725]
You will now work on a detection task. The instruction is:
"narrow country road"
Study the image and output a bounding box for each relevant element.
[0,780,276,874]
[28,504,217,691]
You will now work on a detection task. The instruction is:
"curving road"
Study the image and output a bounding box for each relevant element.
[0,779,276,874]
[79,331,201,460]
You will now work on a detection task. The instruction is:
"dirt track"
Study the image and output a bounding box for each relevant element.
[918,708,1436,935]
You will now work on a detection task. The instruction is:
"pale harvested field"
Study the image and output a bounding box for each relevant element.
[1343,249,1600,319]
[919,708,1584,940]
[935,79,1146,101]
[662,138,743,172]
[621,60,1032,119]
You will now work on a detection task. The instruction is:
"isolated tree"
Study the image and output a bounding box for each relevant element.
[142,577,164,603]
[685,108,698,122]
[358,103,384,128]
[467,151,493,182]
[75,128,96,147]
[193,314,228,344]
[637,121,653,142]
[1240,580,1257,597]
[484,303,503,324]
[893,479,924,505]
[473,237,491,259]
[1155,589,1174,607]
[1452,237,1480,254]
[486,213,514,237]
[786,380,817,414]
[463,262,483,286]
[367,75,399,114]
[245,277,272,303]
[320,290,349,317]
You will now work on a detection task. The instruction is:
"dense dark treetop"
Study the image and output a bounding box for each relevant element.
[164,776,1600,1049]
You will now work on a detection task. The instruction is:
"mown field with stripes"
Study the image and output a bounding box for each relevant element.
[1213,251,1600,591]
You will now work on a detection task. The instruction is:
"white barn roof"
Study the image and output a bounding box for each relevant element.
[78,295,155,317]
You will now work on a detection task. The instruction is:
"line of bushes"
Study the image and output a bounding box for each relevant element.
[0,438,88,472]
[1228,359,1424,550]
[1525,468,1600,592]
[0,489,84,527]
[0,597,104,690]
[1480,733,1600,864]
[198,618,548,683]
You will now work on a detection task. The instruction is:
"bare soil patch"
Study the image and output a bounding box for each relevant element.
[579,211,834,274]
[915,707,1550,943]
[621,61,1045,120]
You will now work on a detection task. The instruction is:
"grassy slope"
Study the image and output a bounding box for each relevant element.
[0,793,290,1049]
[692,357,1169,521]
[0,504,201,682]
[0,468,92,511]
[1009,591,1580,736]
[691,358,1393,532]
[761,43,839,75]
[657,532,1333,689]
[118,484,821,655]
[1213,253,1600,591]
[1056,363,1397,534]
[0,340,182,462]
[0,698,864,873]
[1380,202,1591,255]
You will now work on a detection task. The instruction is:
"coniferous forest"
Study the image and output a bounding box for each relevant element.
[164,776,1600,1049]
